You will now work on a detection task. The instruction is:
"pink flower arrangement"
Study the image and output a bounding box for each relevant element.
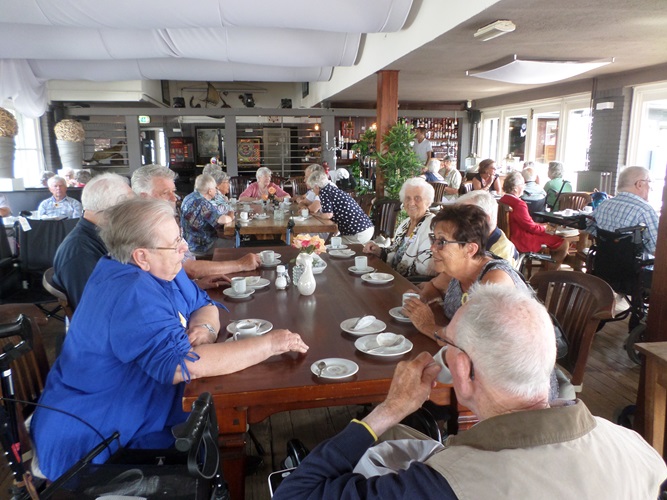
[292,234,327,255]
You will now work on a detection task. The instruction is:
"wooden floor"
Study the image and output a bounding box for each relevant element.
[1,297,642,499]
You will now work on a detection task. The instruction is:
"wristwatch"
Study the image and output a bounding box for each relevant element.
[199,323,218,339]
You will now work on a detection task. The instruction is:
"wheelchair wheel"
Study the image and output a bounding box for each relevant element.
[626,323,646,364]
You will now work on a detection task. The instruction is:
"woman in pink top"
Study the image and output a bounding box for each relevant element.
[239,166,290,202]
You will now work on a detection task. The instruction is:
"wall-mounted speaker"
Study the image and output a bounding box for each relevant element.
[468,109,481,124]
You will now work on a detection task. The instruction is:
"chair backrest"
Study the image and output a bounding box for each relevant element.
[523,196,547,217]
[15,218,79,275]
[371,199,402,239]
[459,181,473,195]
[429,182,448,203]
[588,227,645,296]
[353,193,375,216]
[42,267,73,320]
[289,176,308,196]
[558,192,591,211]
[530,271,615,389]
[497,202,513,240]
[228,176,251,198]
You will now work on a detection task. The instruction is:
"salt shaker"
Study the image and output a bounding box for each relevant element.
[275,265,288,290]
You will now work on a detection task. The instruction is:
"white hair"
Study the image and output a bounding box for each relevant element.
[521,167,537,182]
[100,198,176,264]
[81,173,132,211]
[195,174,216,194]
[256,167,272,180]
[457,190,498,230]
[399,177,435,206]
[48,175,66,187]
[307,171,329,189]
[202,163,226,184]
[426,158,441,173]
[452,284,555,400]
[131,164,176,195]
[547,161,564,179]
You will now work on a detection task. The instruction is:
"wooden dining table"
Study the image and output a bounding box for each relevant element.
[182,244,461,500]
[220,201,338,239]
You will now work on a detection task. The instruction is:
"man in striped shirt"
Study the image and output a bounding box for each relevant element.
[587,166,659,255]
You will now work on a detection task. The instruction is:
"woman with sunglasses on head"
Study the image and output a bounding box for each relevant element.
[403,204,530,341]
[363,178,438,277]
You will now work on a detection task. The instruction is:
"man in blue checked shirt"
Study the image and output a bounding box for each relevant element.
[37,175,82,219]
[587,166,659,255]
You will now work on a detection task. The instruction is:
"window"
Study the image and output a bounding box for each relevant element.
[7,108,45,187]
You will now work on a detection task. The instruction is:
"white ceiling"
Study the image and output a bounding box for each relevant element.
[2,0,667,115]
[328,0,667,104]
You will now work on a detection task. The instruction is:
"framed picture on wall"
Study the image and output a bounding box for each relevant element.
[238,138,260,165]
[196,128,223,163]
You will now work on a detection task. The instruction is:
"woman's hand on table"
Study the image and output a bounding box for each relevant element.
[363,241,383,257]
[267,329,309,355]
[402,297,439,337]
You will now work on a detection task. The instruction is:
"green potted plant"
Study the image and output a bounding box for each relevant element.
[350,128,376,195]
[376,120,423,199]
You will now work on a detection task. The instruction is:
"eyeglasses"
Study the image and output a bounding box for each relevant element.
[636,179,652,186]
[434,330,475,380]
[150,234,186,253]
[428,233,467,250]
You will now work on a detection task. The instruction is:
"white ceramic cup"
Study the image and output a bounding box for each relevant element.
[240,211,249,221]
[433,346,453,384]
[260,250,275,265]
[402,292,420,308]
[233,321,259,340]
[563,208,574,216]
[331,236,342,248]
[300,208,309,218]
[582,205,593,213]
[231,276,247,294]
[355,256,368,270]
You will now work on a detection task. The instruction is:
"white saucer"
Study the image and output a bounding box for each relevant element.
[245,277,270,289]
[226,319,273,336]
[361,272,394,284]
[355,334,413,357]
[389,306,412,322]
[329,249,356,258]
[312,254,327,274]
[254,214,270,220]
[260,259,282,268]
[326,244,348,250]
[311,358,359,379]
[222,288,256,299]
[292,215,309,222]
[340,317,387,336]
[348,266,376,275]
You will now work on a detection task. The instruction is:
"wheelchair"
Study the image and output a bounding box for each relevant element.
[586,224,653,363]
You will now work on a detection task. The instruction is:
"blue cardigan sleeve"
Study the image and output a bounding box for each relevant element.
[274,421,458,500]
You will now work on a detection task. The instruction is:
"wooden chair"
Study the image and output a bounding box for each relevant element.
[371,199,402,240]
[353,193,375,216]
[42,268,73,322]
[288,176,308,196]
[429,182,448,203]
[270,174,287,189]
[530,271,615,391]
[228,176,251,198]
[458,181,473,195]
[558,192,592,211]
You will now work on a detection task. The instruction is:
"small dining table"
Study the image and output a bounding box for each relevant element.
[182,244,461,500]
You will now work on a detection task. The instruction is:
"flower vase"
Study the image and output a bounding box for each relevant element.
[295,252,316,296]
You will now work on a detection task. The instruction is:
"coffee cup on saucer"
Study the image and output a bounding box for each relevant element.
[240,211,249,221]
[231,276,247,294]
[355,256,368,270]
[582,205,593,213]
[331,236,342,248]
[300,208,309,218]
[433,346,453,384]
[233,321,259,340]
[260,250,275,265]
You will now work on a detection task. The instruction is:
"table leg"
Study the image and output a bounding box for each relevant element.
[218,433,247,500]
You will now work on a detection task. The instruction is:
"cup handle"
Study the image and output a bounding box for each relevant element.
[232,332,239,341]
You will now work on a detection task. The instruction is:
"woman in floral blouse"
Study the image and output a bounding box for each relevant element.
[363,178,437,277]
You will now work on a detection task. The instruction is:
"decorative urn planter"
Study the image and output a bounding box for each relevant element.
[54,119,85,170]
[0,107,18,178]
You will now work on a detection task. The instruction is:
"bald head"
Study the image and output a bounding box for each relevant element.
[617,166,651,200]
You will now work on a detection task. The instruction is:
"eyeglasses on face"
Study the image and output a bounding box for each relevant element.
[434,330,475,380]
[150,234,186,253]
[428,233,467,250]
